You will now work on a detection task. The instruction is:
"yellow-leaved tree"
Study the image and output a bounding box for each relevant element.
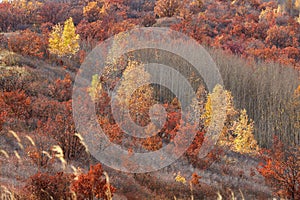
[48,24,63,56]
[202,86,238,146]
[48,17,80,57]
[201,86,258,154]
[116,60,155,126]
[233,109,258,154]
[88,74,103,102]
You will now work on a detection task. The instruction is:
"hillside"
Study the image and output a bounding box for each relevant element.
[0,0,299,199]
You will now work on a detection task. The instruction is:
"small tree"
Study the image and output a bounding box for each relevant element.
[258,137,300,199]
[48,17,80,57]
[233,109,258,154]
[116,60,155,126]
[72,164,116,200]
[202,86,239,147]
[48,23,63,56]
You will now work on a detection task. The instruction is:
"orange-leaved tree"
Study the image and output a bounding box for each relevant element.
[258,137,300,199]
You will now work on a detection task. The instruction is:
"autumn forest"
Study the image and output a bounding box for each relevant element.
[0,0,299,199]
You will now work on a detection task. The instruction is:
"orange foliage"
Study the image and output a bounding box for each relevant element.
[2,90,31,120]
[265,25,298,48]
[42,101,86,161]
[0,97,7,131]
[141,135,163,151]
[49,74,73,102]
[172,0,300,69]
[258,137,300,199]
[98,116,123,144]
[8,29,48,58]
[72,164,116,200]
[26,172,75,200]
[37,2,69,24]
[83,1,102,22]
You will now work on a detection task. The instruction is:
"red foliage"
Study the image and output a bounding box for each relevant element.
[72,164,116,200]
[265,25,298,48]
[0,2,28,32]
[2,90,31,120]
[0,33,8,48]
[77,49,87,64]
[0,2,13,32]
[37,2,69,24]
[141,14,156,27]
[49,74,73,102]
[8,29,48,58]
[98,116,124,144]
[77,18,137,43]
[76,20,109,42]
[171,0,300,68]
[102,0,129,22]
[40,22,54,35]
[42,101,86,161]
[258,137,300,199]
[26,172,75,200]
[31,96,65,122]
[0,97,7,131]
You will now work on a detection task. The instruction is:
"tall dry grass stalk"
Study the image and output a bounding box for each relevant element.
[8,131,23,150]
[217,189,245,200]
[25,135,35,146]
[0,186,17,200]
[0,149,9,158]
[51,145,66,170]
[104,171,112,200]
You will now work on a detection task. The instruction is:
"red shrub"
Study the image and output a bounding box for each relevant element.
[72,164,116,200]
[8,29,48,58]
[26,172,75,200]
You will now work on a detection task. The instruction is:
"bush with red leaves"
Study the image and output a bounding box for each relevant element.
[72,164,116,200]
[26,172,75,200]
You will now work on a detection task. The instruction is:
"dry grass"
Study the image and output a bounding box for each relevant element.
[0,186,18,200]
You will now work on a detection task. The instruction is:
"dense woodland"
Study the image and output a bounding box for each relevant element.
[0,0,299,199]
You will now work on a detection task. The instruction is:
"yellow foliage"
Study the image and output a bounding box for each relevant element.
[175,172,186,184]
[117,60,152,107]
[296,0,300,10]
[48,17,80,57]
[201,85,227,127]
[49,24,63,56]
[296,14,300,24]
[62,18,80,55]
[202,93,212,127]
[116,60,155,126]
[233,109,258,154]
[88,74,102,102]
[202,86,238,145]
[12,0,42,14]
[202,86,258,153]
[83,1,102,22]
